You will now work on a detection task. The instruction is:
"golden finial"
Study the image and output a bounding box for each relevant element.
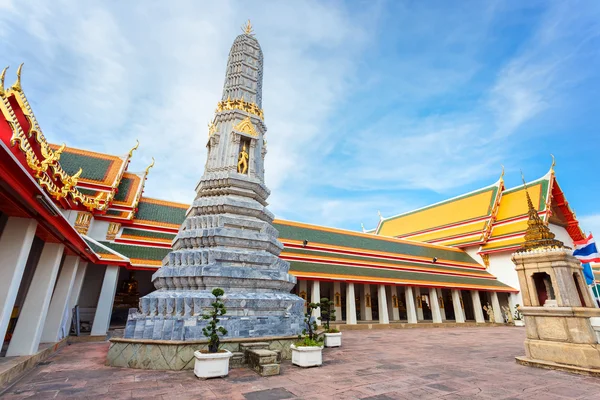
[0,66,7,96]
[128,140,139,158]
[12,63,23,92]
[72,167,83,180]
[242,20,254,35]
[550,154,556,173]
[145,157,155,176]
[500,165,505,180]
[518,169,564,252]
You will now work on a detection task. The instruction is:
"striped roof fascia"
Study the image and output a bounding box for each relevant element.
[374,177,503,240]
[274,219,480,266]
[550,176,585,242]
[288,261,516,292]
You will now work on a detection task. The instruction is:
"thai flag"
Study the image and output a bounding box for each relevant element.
[573,234,600,263]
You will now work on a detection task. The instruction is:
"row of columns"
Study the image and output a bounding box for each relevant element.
[0,216,121,356]
[300,279,509,325]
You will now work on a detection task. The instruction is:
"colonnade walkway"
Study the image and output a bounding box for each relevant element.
[2,327,597,399]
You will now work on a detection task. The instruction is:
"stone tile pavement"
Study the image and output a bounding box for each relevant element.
[2,326,600,399]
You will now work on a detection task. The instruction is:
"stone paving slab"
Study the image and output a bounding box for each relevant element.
[2,327,600,399]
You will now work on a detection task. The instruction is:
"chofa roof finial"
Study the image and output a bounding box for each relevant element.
[550,154,556,173]
[12,63,23,92]
[128,139,140,159]
[0,66,8,96]
[145,157,155,176]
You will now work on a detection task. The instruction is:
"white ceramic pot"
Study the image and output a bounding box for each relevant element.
[324,332,342,348]
[193,349,233,379]
[514,320,525,327]
[291,344,323,367]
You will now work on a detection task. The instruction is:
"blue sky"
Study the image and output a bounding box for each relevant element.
[0,1,599,234]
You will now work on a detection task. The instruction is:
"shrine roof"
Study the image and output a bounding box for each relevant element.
[49,144,126,188]
[274,219,516,291]
[82,236,129,264]
[115,227,175,246]
[374,177,503,248]
[98,240,169,269]
[131,197,188,229]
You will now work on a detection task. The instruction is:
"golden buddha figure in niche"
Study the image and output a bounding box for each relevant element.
[237,143,249,174]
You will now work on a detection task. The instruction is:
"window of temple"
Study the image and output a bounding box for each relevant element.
[573,272,587,307]
[532,272,555,306]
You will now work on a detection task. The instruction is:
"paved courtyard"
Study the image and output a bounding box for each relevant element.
[1,326,600,399]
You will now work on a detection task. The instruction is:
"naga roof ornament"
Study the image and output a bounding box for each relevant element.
[12,63,23,92]
[0,66,7,96]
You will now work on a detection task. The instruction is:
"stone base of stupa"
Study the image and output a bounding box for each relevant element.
[123,291,304,341]
[107,335,298,370]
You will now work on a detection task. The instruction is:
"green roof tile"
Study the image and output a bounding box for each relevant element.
[114,176,134,202]
[121,228,175,240]
[274,222,476,265]
[99,241,170,261]
[59,151,113,182]
[288,261,513,289]
[135,200,187,225]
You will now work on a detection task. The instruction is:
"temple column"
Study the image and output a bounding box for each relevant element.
[332,282,342,322]
[298,280,307,314]
[40,256,80,343]
[471,290,485,323]
[415,287,424,320]
[345,283,357,324]
[311,280,321,326]
[451,290,465,323]
[439,291,447,321]
[429,288,443,323]
[405,286,418,324]
[360,284,372,321]
[90,266,120,336]
[490,292,503,323]
[377,285,389,324]
[7,243,64,356]
[388,286,400,321]
[64,262,88,334]
[0,217,37,344]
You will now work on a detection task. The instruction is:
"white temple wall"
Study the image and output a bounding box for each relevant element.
[549,224,575,247]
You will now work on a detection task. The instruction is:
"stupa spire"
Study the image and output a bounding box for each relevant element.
[221,22,263,108]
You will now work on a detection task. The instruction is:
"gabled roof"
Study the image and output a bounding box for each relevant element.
[98,240,169,269]
[375,176,503,247]
[275,219,516,292]
[374,165,585,256]
[479,169,584,254]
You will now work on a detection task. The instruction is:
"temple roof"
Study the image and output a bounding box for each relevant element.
[275,220,515,291]
[375,177,503,247]
[130,198,188,229]
[375,167,584,255]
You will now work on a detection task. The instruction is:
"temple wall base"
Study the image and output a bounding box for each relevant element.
[106,336,297,370]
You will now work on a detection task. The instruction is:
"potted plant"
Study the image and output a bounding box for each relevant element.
[194,288,233,379]
[319,297,341,347]
[513,304,524,327]
[291,302,324,367]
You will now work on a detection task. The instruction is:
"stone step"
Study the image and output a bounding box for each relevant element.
[240,342,270,352]
[230,352,245,368]
[256,363,280,377]
[247,349,278,366]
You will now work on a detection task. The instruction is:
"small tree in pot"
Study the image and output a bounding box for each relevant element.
[513,304,525,327]
[319,297,342,347]
[291,302,324,367]
[193,288,233,379]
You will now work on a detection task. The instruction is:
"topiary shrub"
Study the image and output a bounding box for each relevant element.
[202,288,228,353]
[319,297,339,333]
[296,302,324,347]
